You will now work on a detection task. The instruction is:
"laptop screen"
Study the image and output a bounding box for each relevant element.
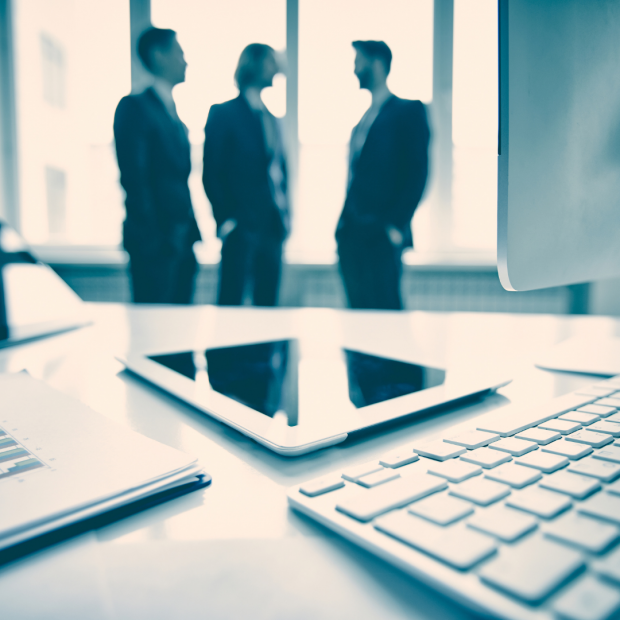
[0,221,87,346]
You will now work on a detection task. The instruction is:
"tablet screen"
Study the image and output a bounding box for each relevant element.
[149,340,446,427]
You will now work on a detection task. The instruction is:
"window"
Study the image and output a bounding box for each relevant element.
[14,0,130,245]
[40,32,65,108]
[44,166,66,237]
[9,0,498,260]
[452,0,498,250]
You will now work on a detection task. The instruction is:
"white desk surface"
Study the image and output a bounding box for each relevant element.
[1,304,619,620]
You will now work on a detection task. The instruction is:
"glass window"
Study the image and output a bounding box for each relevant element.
[151,0,286,263]
[290,0,434,262]
[14,0,131,245]
[12,1,498,258]
[452,0,498,250]
[40,32,66,108]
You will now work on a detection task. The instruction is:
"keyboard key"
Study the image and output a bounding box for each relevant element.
[484,462,541,488]
[467,505,537,542]
[589,421,620,437]
[449,477,511,506]
[444,430,500,449]
[506,487,572,518]
[479,535,584,603]
[607,480,620,496]
[538,419,582,434]
[596,377,620,386]
[489,437,538,456]
[426,459,481,483]
[516,451,569,473]
[593,449,620,464]
[357,468,401,488]
[578,404,617,417]
[544,513,619,553]
[336,474,447,522]
[379,451,419,469]
[593,546,620,585]
[559,411,600,425]
[299,475,345,497]
[539,470,601,499]
[408,492,473,525]
[460,447,512,469]
[476,393,595,437]
[541,439,593,460]
[596,398,620,408]
[577,387,618,397]
[578,493,620,525]
[516,427,561,445]
[374,511,496,570]
[595,378,620,388]
[606,412,620,423]
[552,576,620,620]
[414,441,466,461]
[569,458,620,482]
[565,429,613,448]
[341,461,383,482]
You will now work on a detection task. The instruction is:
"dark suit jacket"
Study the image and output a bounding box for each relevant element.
[337,96,430,248]
[113,87,201,257]
[202,95,288,240]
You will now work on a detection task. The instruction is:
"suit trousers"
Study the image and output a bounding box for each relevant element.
[337,228,404,310]
[129,250,197,304]
[217,227,283,306]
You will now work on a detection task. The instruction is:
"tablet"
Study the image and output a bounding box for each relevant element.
[123,337,510,456]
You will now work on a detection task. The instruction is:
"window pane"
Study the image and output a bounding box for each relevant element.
[152,0,286,263]
[452,0,498,250]
[291,0,433,262]
[14,0,130,245]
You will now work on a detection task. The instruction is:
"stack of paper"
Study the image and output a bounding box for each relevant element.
[0,372,209,555]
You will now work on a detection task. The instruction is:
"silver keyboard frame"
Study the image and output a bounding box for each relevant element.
[288,383,620,620]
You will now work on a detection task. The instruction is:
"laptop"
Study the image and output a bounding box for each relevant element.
[0,220,88,348]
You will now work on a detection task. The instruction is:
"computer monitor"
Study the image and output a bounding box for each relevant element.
[497,0,620,292]
[497,0,620,375]
[0,220,88,347]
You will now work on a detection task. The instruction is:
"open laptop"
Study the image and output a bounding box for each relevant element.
[0,220,88,348]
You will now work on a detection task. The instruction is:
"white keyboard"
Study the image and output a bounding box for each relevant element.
[287,378,620,620]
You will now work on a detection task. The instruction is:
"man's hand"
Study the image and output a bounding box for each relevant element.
[218,219,237,239]
[386,225,403,246]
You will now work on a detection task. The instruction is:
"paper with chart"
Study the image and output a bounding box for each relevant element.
[0,426,47,480]
[0,372,206,550]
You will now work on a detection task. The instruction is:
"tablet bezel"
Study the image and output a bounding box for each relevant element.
[121,339,510,456]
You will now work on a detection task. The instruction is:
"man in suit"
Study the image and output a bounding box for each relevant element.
[114,28,201,304]
[337,40,430,310]
[203,44,288,307]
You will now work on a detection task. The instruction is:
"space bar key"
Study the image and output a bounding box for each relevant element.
[336,475,447,522]
[477,393,595,436]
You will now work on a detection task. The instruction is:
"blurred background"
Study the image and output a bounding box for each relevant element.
[1,0,616,313]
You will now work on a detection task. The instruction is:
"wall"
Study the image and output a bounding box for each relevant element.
[50,263,578,314]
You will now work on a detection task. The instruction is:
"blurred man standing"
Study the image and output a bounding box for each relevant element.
[203,44,288,307]
[336,41,430,310]
[114,28,201,304]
